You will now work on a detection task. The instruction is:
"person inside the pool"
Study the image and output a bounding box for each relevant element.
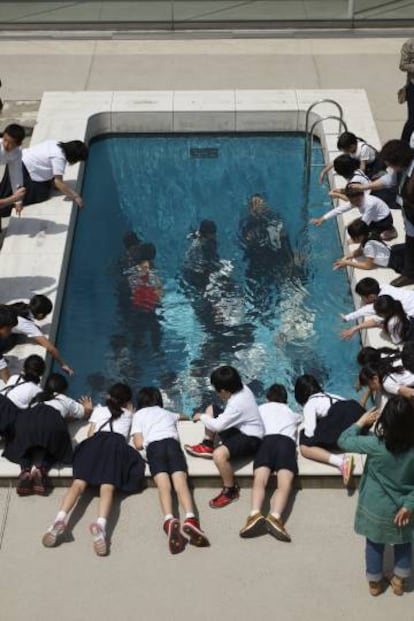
[183,219,220,289]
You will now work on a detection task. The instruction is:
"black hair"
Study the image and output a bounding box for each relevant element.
[294,374,322,406]
[374,295,411,342]
[357,346,399,367]
[401,341,414,373]
[344,183,364,199]
[3,124,25,145]
[135,242,156,264]
[136,386,163,409]
[380,140,414,169]
[9,294,52,320]
[0,305,18,329]
[375,395,414,454]
[210,366,243,394]
[106,383,132,420]
[23,354,45,384]
[31,372,68,405]
[58,140,88,164]
[347,218,369,243]
[199,220,217,238]
[337,132,358,151]
[358,364,382,388]
[266,383,288,404]
[355,277,380,297]
[333,154,359,178]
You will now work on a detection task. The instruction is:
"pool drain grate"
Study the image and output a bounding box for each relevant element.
[190,147,218,159]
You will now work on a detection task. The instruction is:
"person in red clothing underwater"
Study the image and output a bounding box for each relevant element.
[125,242,163,313]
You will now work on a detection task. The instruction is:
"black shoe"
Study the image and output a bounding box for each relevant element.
[16,470,33,496]
[390,275,414,287]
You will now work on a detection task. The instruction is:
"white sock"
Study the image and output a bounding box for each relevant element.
[328,454,344,468]
[185,512,195,519]
[249,510,260,517]
[96,517,107,533]
[163,513,174,523]
[55,511,67,524]
[271,512,281,520]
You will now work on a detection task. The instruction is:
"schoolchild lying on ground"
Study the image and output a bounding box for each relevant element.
[338,398,414,597]
[43,383,144,556]
[333,219,405,273]
[311,185,397,241]
[342,295,414,345]
[0,295,74,382]
[0,353,45,409]
[294,374,364,487]
[340,277,414,328]
[132,386,209,555]
[187,365,264,509]
[2,373,92,497]
[239,383,301,542]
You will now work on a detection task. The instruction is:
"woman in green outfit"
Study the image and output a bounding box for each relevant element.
[338,396,414,597]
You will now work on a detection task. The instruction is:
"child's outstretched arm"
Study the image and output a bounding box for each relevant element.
[319,162,334,184]
[340,318,381,340]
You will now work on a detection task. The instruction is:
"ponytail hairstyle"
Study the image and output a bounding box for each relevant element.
[31,372,68,406]
[373,295,411,342]
[8,294,52,321]
[375,395,414,454]
[294,374,322,406]
[22,354,45,384]
[106,383,132,420]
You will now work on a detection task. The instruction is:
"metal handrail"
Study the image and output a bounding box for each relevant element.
[304,99,344,165]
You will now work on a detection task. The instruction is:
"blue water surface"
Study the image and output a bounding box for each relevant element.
[55,133,359,411]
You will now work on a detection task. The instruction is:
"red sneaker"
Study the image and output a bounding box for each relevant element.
[184,443,214,459]
[164,518,186,555]
[181,517,210,547]
[209,486,240,509]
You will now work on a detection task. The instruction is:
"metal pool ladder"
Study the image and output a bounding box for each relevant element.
[303,99,348,192]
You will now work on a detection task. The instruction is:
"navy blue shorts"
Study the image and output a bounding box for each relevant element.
[218,428,261,459]
[146,438,187,477]
[253,434,298,475]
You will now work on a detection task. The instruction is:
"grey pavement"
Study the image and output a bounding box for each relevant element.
[0,34,413,619]
[0,37,409,142]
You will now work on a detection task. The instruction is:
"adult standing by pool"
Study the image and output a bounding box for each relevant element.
[399,38,414,144]
[1,139,88,207]
[0,124,26,219]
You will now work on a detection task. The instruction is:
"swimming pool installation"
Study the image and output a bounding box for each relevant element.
[0,90,392,408]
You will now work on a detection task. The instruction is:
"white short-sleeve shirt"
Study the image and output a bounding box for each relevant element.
[352,141,377,163]
[302,392,343,438]
[258,402,302,442]
[0,141,23,192]
[1,374,42,409]
[22,140,67,182]
[131,406,180,449]
[42,394,85,419]
[363,240,390,267]
[90,405,133,439]
[12,314,42,339]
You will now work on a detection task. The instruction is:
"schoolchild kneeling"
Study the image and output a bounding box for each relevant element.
[188,366,264,509]
[240,383,302,542]
[132,387,209,555]
[42,383,145,556]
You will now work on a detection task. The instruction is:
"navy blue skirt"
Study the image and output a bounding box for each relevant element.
[73,432,145,494]
[3,403,73,465]
[300,400,365,450]
[0,394,20,440]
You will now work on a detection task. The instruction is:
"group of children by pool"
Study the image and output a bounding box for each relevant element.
[0,125,414,597]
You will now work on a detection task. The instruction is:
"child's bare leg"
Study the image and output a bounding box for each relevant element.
[213,445,234,487]
[97,484,115,520]
[171,471,194,515]
[300,445,342,466]
[153,472,173,516]
[201,405,215,442]
[270,470,294,518]
[60,479,88,513]
[251,467,271,514]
